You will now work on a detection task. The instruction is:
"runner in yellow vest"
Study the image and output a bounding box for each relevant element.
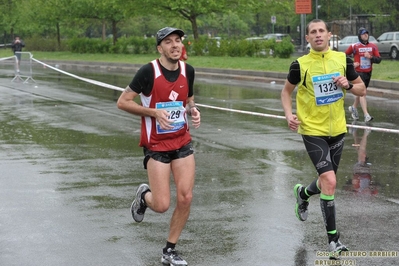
[281,19,366,260]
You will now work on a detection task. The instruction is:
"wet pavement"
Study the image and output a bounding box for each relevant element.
[0,64,398,266]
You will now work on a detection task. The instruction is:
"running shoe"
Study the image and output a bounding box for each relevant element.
[294,184,309,221]
[364,114,374,123]
[131,183,150,222]
[162,248,187,266]
[348,105,359,120]
[328,233,349,260]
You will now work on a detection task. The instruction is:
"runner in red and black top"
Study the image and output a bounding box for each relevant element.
[129,58,195,151]
[346,27,382,123]
[117,27,200,266]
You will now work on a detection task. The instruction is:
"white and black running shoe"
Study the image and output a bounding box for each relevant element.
[131,183,150,222]
[161,248,187,266]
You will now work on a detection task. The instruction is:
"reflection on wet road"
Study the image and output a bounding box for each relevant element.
[0,66,398,266]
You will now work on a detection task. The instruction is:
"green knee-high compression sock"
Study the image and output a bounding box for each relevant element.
[320,194,337,242]
[300,178,321,200]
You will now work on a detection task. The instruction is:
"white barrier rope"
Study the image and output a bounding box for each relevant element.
[196,105,399,134]
[346,123,399,134]
[12,56,399,134]
[0,56,17,62]
[31,57,124,92]
[196,103,286,120]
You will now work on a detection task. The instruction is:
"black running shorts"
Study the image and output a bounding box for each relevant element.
[302,134,345,175]
[142,142,194,169]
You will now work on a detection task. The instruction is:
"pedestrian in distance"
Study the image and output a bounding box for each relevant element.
[117,26,200,266]
[11,35,25,73]
[281,19,366,259]
[179,36,188,61]
[346,27,382,123]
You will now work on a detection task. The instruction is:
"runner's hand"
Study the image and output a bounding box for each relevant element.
[332,76,351,90]
[286,114,301,131]
[155,109,174,130]
[190,108,200,128]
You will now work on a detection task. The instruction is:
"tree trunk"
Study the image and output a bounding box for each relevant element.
[4,30,7,47]
[56,22,61,50]
[190,15,199,40]
[102,20,106,41]
[10,27,14,42]
[112,20,118,45]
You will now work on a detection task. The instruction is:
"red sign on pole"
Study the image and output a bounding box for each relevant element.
[295,0,312,14]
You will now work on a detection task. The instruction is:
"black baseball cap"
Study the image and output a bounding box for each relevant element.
[156,27,185,45]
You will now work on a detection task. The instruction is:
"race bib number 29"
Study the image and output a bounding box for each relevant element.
[312,72,344,106]
[155,101,186,134]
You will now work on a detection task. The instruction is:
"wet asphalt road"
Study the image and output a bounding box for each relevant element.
[0,66,398,266]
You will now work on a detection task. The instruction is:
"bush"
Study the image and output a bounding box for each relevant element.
[142,38,156,54]
[191,37,294,58]
[189,37,207,56]
[111,37,156,54]
[244,39,271,57]
[208,39,224,56]
[24,35,68,52]
[69,38,112,53]
[112,36,130,54]
[22,35,294,57]
[274,37,295,58]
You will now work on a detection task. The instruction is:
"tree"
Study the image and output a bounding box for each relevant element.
[349,0,398,33]
[70,0,127,44]
[19,0,72,49]
[3,0,399,48]
[0,0,21,41]
[138,0,261,40]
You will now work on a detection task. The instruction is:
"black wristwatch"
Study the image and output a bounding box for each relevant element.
[346,83,353,90]
[186,105,200,116]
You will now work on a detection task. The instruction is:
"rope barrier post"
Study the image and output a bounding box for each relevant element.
[11,52,35,83]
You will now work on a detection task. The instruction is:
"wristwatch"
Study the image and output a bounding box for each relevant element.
[186,105,200,116]
[346,83,353,90]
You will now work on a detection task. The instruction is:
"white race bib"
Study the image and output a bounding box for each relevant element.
[359,47,372,69]
[155,101,186,134]
[360,56,371,69]
[312,72,344,106]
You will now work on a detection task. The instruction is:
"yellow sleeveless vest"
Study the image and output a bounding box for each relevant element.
[296,49,348,136]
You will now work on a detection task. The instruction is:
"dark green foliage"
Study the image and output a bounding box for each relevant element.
[69,38,112,53]
[189,37,206,56]
[68,37,157,54]
[29,35,293,57]
[189,37,293,58]
[24,35,69,52]
[274,37,295,58]
[208,39,224,56]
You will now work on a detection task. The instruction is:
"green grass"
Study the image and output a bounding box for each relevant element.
[1,50,398,81]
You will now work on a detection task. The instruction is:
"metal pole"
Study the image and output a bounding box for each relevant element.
[316,0,318,19]
[350,5,352,33]
[301,14,305,51]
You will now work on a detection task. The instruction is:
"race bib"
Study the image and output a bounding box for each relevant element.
[360,56,371,69]
[359,47,372,69]
[312,72,344,106]
[155,101,186,134]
